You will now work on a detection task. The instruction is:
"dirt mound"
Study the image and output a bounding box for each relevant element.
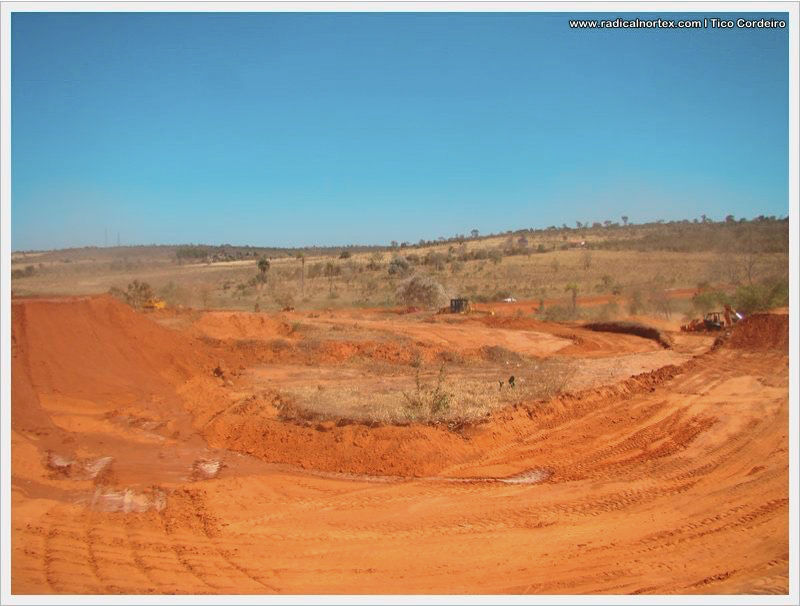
[12,295,215,391]
[190,311,293,341]
[726,313,789,351]
[11,295,224,440]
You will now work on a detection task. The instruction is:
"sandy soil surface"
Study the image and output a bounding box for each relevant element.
[10,297,788,594]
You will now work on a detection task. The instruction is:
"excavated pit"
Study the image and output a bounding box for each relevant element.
[10,295,790,594]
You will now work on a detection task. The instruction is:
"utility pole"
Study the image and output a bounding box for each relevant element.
[104,228,108,247]
[117,232,120,247]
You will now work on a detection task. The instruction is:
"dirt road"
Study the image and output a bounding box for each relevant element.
[10,297,789,594]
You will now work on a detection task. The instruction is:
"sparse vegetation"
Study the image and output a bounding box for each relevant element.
[396,274,448,309]
[403,363,452,419]
[109,280,155,309]
[10,217,788,315]
[11,265,36,279]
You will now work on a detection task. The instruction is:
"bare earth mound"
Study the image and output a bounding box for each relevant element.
[10,296,789,595]
[726,313,789,351]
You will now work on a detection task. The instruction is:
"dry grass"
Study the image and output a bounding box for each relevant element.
[275,357,575,426]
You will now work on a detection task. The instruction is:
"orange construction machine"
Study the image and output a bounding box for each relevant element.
[681,304,741,333]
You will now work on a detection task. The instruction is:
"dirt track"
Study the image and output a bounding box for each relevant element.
[10,297,789,594]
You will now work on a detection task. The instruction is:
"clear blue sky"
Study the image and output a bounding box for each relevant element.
[11,12,789,250]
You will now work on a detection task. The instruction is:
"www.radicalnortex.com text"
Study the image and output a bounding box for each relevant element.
[568,17,787,29]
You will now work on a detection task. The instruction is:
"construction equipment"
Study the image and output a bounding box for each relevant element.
[681,305,741,332]
[450,298,471,313]
[142,298,166,311]
[437,298,494,316]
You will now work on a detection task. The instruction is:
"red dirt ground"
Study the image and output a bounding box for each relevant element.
[10,296,789,595]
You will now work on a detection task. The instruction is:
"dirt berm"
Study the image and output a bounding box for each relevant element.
[725,313,789,351]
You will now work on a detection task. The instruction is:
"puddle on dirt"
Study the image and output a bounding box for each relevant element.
[45,452,114,480]
[82,486,167,513]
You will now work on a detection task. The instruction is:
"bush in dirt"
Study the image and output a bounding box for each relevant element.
[11,265,36,279]
[628,289,645,315]
[110,280,155,309]
[648,288,673,319]
[273,288,296,309]
[594,301,619,321]
[424,251,447,270]
[257,256,271,276]
[396,274,448,308]
[388,256,411,276]
[176,246,210,263]
[541,304,578,323]
[691,290,729,314]
[366,252,384,271]
[403,363,452,419]
[734,280,788,314]
[488,249,503,265]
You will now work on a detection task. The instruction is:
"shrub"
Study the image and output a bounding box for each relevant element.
[273,288,296,309]
[628,289,645,315]
[110,280,155,309]
[594,301,619,321]
[176,246,209,262]
[396,274,448,308]
[691,290,729,314]
[366,252,384,271]
[403,363,452,419]
[541,304,578,322]
[307,262,324,278]
[424,251,447,270]
[11,265,35,279]
[388,256,411,276]
[734,280,788,314]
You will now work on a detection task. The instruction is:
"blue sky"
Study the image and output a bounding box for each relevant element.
[11,12,789,250]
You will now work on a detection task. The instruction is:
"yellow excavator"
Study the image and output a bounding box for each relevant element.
[142,298,166,311]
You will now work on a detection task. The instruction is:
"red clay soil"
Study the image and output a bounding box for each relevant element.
[202,362,690,478]
[726,313,789,351]
[10,297,789,595]
[189,310,294,341]
[11,296,217,435]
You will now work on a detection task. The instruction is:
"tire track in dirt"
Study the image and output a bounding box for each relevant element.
[11,299,789,594]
